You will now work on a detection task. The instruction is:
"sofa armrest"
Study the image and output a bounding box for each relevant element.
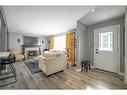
[38,56,47,73]
[38,55,47,64]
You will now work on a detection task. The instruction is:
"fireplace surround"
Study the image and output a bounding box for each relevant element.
[22,45,41,59]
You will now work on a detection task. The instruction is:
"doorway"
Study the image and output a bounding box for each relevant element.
[94,25,120,73]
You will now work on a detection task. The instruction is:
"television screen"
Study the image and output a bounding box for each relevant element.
[23,36,39,45]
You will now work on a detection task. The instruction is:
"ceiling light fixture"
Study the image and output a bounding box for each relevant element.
[91,8,95,12]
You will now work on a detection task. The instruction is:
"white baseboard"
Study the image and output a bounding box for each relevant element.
[91,66,95,69]
[91,66,124,76]
[75,68,81,72]
[119,72,125,76]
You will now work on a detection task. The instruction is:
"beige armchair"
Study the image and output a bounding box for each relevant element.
[38,52,67,76]
[9,48,25,61]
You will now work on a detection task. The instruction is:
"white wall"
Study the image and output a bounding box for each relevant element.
[8,32,50,52]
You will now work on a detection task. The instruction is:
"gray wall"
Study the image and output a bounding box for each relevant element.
[39,36,50,51]
[8,32,50,53]
[87,17,125,72]
[0,18,2,51]
[76,21,88,68]
[0,7,8,52]
[124,7,127,84]
[9,32,23,52]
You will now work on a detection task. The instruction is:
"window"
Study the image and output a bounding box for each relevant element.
[99,32,113,51]
[54,35,66,51]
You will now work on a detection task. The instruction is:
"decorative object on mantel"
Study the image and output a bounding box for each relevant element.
[42,41,44,44]
[18,39,20,43]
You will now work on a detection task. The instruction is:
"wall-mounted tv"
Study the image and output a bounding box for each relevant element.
[23,36,39,45]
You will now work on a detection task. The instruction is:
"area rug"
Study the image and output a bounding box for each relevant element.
[24,59,41,74]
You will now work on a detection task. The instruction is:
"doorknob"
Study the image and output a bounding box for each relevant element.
[96,49,98,54]
[96,51,98,54]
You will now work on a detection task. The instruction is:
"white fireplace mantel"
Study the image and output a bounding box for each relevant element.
[22,45,42,59]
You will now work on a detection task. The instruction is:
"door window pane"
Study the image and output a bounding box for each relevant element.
[99,32,113,51]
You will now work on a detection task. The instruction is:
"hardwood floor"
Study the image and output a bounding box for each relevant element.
[0,62,127,89]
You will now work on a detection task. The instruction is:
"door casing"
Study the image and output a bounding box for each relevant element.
[94,25,120,74]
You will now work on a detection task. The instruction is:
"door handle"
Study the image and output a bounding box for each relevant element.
[96,51,98,53]
[96,49,98,54]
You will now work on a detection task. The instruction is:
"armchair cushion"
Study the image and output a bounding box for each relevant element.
[10,48,24,61]
[10,48,20,54]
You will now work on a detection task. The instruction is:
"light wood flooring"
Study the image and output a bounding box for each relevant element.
[0,62,127,89]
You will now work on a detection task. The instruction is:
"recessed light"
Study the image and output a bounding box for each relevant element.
[91,8,95,12]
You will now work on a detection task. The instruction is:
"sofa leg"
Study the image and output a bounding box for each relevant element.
[46,75,50,77]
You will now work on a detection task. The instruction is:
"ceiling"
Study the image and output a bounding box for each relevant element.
[80,6,126,26]
[3,6,94,36]
[3,6,126,36]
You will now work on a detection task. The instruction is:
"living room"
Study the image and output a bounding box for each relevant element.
[0,5,127,90]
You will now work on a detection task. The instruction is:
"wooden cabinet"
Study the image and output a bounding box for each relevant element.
[66,32,75,65]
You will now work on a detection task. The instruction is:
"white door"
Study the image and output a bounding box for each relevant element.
[94,25,119,73]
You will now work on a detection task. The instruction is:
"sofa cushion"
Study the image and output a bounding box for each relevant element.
[43,51,65,58]
[44,52,57,58]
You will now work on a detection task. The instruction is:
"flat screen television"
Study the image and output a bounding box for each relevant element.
[23,36,39,45]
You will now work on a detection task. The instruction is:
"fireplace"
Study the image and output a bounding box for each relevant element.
[27,50,37,58]
[22,45,42,59]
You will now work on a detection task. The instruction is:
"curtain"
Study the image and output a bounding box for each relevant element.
[50,36,54,49]
[54,35,66,51]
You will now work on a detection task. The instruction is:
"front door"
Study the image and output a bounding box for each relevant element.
[94,25,119,73]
